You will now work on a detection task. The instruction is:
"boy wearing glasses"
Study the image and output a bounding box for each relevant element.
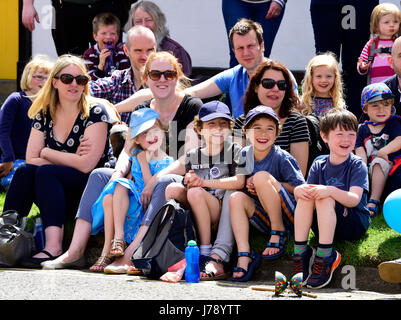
[83,12,130,81]
[229,106,305,282]
[165,101,247,279]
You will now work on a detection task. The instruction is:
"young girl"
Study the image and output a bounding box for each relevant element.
[90,108,174,272]
[301,52,345,117]
[357,3,401,84]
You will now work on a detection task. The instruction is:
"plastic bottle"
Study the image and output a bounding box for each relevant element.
[34,217,45,252]
[105,41,115,73]
[185,240,200,283]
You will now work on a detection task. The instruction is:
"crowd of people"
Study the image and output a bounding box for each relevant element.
[1,0,401,289]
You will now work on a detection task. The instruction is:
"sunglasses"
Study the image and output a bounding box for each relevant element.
[32,75,48,81]
[148,70,177,81]
[54,74,89,86]
[260,78,287,91]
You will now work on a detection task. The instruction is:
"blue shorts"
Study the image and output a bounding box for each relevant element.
[249,184,296,235]
[311,193,370,241]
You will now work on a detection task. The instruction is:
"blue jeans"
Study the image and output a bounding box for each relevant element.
[222,0,285,67]
[3,163,89,229]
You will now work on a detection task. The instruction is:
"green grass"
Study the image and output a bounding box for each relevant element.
[249,213,401,268]
[2,191,400,267]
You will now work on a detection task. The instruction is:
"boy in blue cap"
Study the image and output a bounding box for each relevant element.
[293,108,369,289]
[355,82,401,216]
[165,100,247,279]
[229,105,305,282]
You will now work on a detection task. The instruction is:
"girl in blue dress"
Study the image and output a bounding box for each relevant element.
[90,108,174,272]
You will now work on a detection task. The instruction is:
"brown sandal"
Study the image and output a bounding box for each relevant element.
[110,239,126,257]
[89,254,114,272]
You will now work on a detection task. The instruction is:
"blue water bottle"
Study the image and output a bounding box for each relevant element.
[185,240,200,283]
[34,217,45,252]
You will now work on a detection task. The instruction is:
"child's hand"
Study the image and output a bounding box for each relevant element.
[377,149,391,163]
[98,48,111,71]
[246,176,257,195]
[185,170,203,188]
[358,58,372,73]
[309,185,331,199]
[294,184,315,200]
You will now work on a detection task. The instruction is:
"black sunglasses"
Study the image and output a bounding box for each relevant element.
[148,70,178,81]
[54,74,89,86]
[260,78,287,91]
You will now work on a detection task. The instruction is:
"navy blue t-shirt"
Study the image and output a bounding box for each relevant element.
[307,153,370,229]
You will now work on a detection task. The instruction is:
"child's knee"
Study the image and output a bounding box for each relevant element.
[253,171,280,190]
[315,197,335,209]
[187,187,204,203]
[165,182,183,200]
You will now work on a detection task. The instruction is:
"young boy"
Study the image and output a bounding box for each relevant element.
[355,82,401,216]
[229,106,305,282]
[293,108,370,289]
[165,101,246,268]
[83,12,130,80]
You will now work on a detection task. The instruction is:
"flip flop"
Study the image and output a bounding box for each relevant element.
[231,251,261,282]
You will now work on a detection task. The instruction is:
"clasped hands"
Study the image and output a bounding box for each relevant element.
[184,169,204,188]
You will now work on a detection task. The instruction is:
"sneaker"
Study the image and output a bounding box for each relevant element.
[292,246,316,285]
[378,258,401,283]
[306,250,341,289]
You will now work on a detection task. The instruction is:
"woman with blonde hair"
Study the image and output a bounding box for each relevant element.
[0,55,53,190]
[301,52,346,117]
[2,54,113,268]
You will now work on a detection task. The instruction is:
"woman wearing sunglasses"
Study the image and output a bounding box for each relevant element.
[0,55,53,190]
[40,51,201,272]
[2,54,114,268]
[235,59,310,177]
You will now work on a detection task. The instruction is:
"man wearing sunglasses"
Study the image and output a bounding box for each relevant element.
[90,25,157,124]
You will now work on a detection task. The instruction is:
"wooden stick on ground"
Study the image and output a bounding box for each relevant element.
[251,286,318,298]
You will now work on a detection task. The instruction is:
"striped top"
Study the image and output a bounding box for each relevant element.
[358,37,395,84]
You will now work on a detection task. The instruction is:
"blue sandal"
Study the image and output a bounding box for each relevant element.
[367,199,380,217]
[231,251,261,282]
[262,230,289,260]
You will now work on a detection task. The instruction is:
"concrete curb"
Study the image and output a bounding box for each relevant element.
[253,258,401,294]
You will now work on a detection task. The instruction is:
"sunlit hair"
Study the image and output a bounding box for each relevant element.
[300,52,345,116]
[370,2,401,36]
[92,12,121,35]
[319,108,358,137]
[124,0,169,48]
[28,54,92,120]
[142,51,191,89]
[229,18,264,47]
[125,25,156,50]
[20,54,54,92]
[129,118,165,155]
[243,60,301,119]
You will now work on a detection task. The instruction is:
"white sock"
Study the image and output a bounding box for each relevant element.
[200,244,212,256]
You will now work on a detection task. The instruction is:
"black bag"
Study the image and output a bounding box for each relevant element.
[0,210,35,267]
[305,114,330,172]
[132,199,197,279]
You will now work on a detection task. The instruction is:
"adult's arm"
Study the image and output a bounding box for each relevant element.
[39,122,109,173]
[0,93,20,163]
[25,128,53,166]
[184,78,222,100]
[22,0,39,31]
[115,88,153,114]
[290,141,309,177]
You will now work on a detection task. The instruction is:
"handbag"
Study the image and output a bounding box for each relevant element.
[0,210,35,267]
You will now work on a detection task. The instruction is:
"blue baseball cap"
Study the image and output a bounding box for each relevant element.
[198,100,233,122]
[129,108,160,138]
[244,105,279,128]
[361,82,395,109]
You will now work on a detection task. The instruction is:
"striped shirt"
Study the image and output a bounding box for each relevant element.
[83,43,130,80]
[358,37,395,84]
